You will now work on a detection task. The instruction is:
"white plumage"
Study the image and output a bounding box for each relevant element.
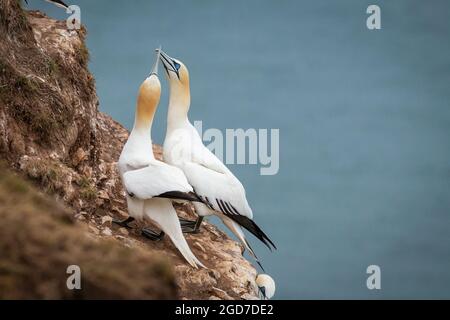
[159,50,275,266]
[118,52,203,269]
[166,131,253,220]
[123,162,193,200]
[256,274,276,300]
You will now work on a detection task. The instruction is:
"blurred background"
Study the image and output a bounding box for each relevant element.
[26,0,450,299]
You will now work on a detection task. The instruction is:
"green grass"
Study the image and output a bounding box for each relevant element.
[78,176,97,201]
[46,58,59,76]
[75,42,90,66]
[9,103,61,142]
[14,75,38,93]
[0,165,176,300]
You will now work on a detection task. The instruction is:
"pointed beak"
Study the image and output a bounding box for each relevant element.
[159,50,180,79]
[150,47,161,76]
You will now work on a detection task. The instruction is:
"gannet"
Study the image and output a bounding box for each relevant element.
[24,0,69,9]
[114,50,204,268]
[256,274,276,300]
[159,50,276,267]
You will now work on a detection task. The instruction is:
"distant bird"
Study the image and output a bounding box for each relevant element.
[24,0,69,9]
[114,49,204,268]
[256,274,276,300]
[159,50,276,268]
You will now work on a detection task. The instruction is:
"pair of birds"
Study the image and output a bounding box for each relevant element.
[26,0,276,301]
[114,49,276,298]
[25,0,276,301]
[115,49,276,299]
[117,48,275,262]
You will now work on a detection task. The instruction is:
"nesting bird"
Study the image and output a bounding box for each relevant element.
[114,50,204,268]
[158,50,276,269]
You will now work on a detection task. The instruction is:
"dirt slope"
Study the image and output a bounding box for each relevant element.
[0,0,258,300]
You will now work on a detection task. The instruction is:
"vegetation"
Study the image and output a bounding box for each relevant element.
[0,167,177,299]
[78,176,97,201]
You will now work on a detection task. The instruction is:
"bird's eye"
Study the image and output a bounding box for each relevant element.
[173,61,181,71]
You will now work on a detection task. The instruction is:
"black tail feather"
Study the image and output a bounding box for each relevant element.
[227,214,277,251]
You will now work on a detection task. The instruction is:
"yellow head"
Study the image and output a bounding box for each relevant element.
[135,51,161,130]
[159,50,190,108]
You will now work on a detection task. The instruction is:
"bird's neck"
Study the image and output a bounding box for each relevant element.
[167,85,191,130]
[133,101,155,136]
[129,122,152,151]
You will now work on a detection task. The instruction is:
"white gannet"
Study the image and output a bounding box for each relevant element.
[158,50,276,267]
[256,274,276,300]
[24,0,69,9]
[114,50,204,268]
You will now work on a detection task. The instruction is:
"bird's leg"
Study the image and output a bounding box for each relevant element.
[178,204,197,226]
[179,217,196,226]
[113,216,135,229]
[193,216,204,232]
[141,228,165,241]
[181,216,204,234]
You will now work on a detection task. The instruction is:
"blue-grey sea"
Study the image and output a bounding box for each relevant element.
[28,0,450,299]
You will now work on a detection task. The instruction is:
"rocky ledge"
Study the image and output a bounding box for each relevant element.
[0,0,258,300]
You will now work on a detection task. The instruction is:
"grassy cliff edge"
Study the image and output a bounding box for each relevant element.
[0,0,259,300]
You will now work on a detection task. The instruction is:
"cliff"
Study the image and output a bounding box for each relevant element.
[0,0,258,300]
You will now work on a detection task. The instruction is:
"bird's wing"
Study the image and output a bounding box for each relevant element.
[118,156,151,176]
[124,159,149,172]
[182,161,276,250]
[187,141,251,217]
[123,161,193,200]
[182,160,251,217]
[191,140,231,175]
[46,0,69,9]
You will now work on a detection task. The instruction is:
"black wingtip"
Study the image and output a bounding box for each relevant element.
[227,214,277,251]
[157,191,203,203]
[59,0,69,8]
[50,0,69,9]
[247,219,277,251]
